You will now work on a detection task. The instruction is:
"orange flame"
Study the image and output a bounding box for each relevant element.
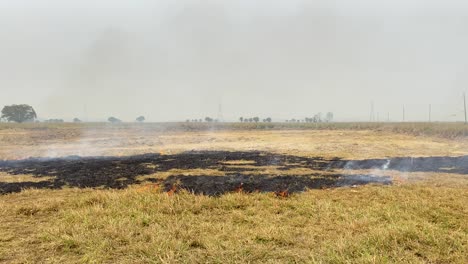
[234,183,244,193]
[136,183,160,193]
[275,190,289,198]
[167,185,177,196]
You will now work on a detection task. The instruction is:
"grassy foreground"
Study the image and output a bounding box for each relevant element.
[1,184,466,263]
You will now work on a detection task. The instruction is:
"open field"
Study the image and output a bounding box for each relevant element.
[0,123,467,263]
[1,122,467,160]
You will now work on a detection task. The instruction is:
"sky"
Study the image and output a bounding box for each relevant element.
[0,0,467,122]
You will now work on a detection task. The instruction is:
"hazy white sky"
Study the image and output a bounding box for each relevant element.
[0,0,467,121]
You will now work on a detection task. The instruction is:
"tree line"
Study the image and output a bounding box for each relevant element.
[0,104,146,123]
[239,117,272,123]
[1,104,334,124]
[286,112,334,123]
[186,117,272,123]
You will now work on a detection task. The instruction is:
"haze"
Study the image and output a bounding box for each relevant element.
[1,0,467,122]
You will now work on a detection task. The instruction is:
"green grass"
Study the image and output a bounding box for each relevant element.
[1,184,466,263]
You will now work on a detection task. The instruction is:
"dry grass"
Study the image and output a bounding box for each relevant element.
[136,169,227,182]
[0,172,55,183]
[3,121,464,138]
[0,124,467,263]
[0,184,466,263]
[1,125,467,160]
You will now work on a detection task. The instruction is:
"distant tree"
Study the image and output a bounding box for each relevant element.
[265,117,272,123]
[205,117,214,122]
[313,113,322,123]
[248,118,253,122]
[317,113,323,122]
[239,117,244,122]
[253,117,260,123]
[325,112,334,122]
[1,104,37,123]
[73,118,81,123]
[136,116,145,122]
[108,117,121,123]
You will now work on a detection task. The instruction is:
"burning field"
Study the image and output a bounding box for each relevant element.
[0,151,394,195]
[0,123,467,263]
[1,150,467,196]
[1,123,467,196]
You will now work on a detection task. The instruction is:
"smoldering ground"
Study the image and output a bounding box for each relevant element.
[1,151,467,195]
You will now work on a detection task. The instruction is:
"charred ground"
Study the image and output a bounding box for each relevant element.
[1,151,467,195]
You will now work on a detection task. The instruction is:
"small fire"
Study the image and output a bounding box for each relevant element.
[393,175,407,185]
[167,185,177,196]
[159,150,172,155]
[137,183,160,193]
[234,183,244,193]
[275,190,289,198]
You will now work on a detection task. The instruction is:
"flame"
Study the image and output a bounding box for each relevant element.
[275,190,289,198]
[393,175,406,185]
[136,183,160,193]
[160,150,172,155]
[167,185,177,196]
[234,183,244,193]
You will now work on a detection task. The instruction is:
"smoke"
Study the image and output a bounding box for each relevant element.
[0,0,467,121]
[33,123,165,158]
[341,156,441,183]
[382,159,391,171]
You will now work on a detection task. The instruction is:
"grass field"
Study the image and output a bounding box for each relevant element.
[0,123,467,263]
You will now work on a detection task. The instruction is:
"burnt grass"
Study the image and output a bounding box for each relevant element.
[0,151,467,195]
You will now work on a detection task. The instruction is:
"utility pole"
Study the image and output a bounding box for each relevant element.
[429,104,432,123]
[403,105,405,122]
[217,104,224,122]
[370,101,375,122]
[464,92,467,124]
[83,104,88,122]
